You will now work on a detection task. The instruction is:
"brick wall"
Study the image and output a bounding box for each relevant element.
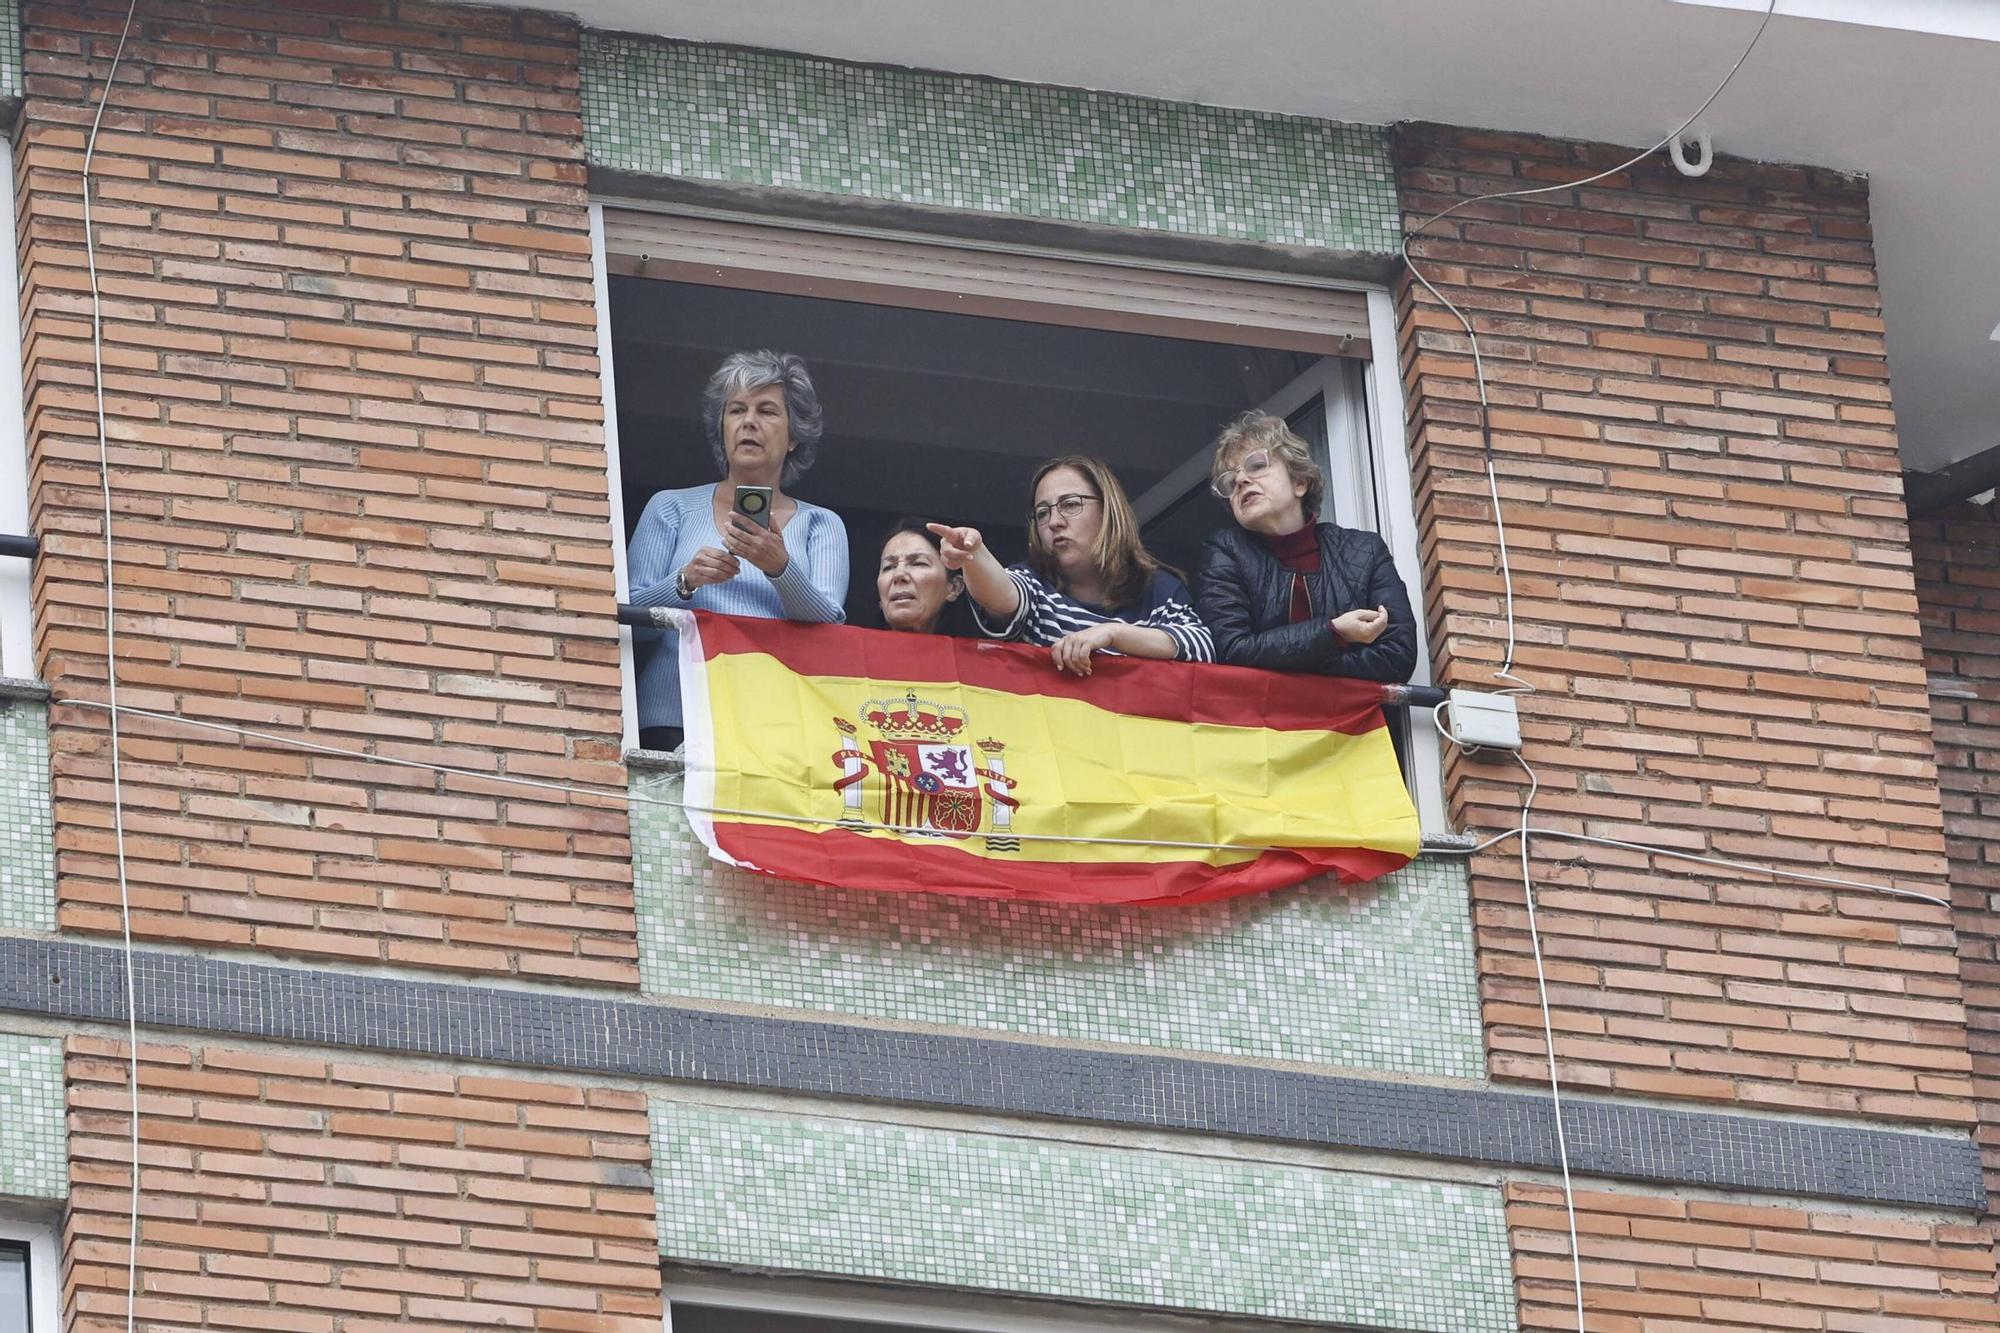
[1508,1182,1999,1331]
[63,1035,661,1331]
[1913,502,2000,1219]
[1395,124,1970,1123]
[20,0,636,983]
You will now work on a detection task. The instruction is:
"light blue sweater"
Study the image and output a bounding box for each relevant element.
[627,483,849,729]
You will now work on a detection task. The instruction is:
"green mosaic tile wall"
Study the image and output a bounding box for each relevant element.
[0,1033,64,1200]
[653,1101,1516,1330]
[0,697,53,933]
[633,773,1482,1080]
[582,35,1401,253]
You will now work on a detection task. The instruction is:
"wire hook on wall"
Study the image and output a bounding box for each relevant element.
[1669,127,1714,176]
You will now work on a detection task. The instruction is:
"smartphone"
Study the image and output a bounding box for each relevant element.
[732,484,774,529]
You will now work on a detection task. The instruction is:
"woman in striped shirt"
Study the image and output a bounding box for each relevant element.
[628,351,850,750]
[930,455,1212,674]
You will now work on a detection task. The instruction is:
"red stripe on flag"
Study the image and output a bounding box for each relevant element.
[712,821,1410,907]
[691,612,1389,736]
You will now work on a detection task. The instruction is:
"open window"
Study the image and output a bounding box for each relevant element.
[0,136,33,680]
[591,205,1445,833]
[0,1212,59,1333]
[664,1268,1325,1332]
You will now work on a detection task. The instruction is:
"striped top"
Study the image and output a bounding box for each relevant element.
[627,482,849,728]
[972,564,1214,662]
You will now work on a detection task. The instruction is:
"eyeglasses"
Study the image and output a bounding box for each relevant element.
[1031,493,1101,528]
[1211,449,1276,500]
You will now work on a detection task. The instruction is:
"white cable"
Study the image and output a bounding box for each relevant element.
[1509,752,1587,1333]
[61,699,1340,856]
[1447,825,1949,909]
[1401,0,1780,693]
[1399,8,1781,1324]
[79,4,141,1330]
[67,696,1944,909]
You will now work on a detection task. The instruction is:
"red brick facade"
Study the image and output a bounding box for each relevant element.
[1914,502,2000,1221]
[20,0,636,984]
[1396,124,1971,1125]
[1,8,1988,1332]
[64,1036,662,1332]
[1508,1182,2000,1331]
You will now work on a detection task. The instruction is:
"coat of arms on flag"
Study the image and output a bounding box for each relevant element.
[672,610,1419,906]
[832,694,1021,849]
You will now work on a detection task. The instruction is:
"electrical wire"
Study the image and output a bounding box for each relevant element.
[79,3,142,1329]
[1445,825,1948,908]
[1397,4,1782,1326]
[67,694,1943,904]
[64,12,1874,1333]
[60,699,1340,856]
[1509,752,1585,1333]
[1401,0,1780,694]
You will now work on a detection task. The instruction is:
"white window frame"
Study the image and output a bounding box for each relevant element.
[0,1211,61,1333]
[0,137,34,682]
[590,204,1448,836]
[1366,287,1448,836]
[663,1269,1317,1332]
[589,202,642,749]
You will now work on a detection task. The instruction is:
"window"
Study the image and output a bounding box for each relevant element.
[593,205,1444,833]
[664,1269,1322,1332]
[0,137,32,681]
[0,1213,59,1333]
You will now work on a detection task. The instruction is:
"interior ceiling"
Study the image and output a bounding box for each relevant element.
[541,0,2000,474]
[611,278,1311,539]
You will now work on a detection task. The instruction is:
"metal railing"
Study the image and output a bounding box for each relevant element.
[617,602,1447,709]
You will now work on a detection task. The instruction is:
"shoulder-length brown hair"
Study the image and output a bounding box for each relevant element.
[1025,454,1166,611]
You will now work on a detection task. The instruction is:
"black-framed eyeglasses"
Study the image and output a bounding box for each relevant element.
[1031,493,1100,528]
[1211,449,1276,500]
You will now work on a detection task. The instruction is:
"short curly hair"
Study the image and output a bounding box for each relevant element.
[702,350,825,489]
[1209,411,1323,517]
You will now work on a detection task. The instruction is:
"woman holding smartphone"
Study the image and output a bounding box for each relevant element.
[628,350,850,751]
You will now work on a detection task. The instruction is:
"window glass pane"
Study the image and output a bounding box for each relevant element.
[673,1307,955,1333]
[0,1242,29,1333]
[1287,393,1335,523]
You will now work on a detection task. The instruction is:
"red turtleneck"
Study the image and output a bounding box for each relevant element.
[1259,525,1320,624]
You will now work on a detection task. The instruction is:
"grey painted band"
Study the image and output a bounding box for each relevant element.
[0,936,1979,1211]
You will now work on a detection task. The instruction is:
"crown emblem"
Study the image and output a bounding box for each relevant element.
[863,690,968,742]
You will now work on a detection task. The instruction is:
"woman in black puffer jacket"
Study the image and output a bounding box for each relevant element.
[1194,412,1417,683]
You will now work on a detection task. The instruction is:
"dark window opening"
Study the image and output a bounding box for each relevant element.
[608,277,1325,625]
[608,274,1421,795]
[672,1307,959,1333]
[0,1241,30,1333]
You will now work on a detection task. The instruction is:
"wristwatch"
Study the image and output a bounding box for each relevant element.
[676,571,694,600]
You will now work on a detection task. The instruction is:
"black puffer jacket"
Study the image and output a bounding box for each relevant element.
[1194,522,1418,682]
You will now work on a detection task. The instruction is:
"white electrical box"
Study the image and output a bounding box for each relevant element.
[1446,689,1522,752]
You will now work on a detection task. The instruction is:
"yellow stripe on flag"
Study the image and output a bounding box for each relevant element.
[703,648,1419,868]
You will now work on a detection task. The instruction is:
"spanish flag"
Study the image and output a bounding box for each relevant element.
[675,611,1419,906]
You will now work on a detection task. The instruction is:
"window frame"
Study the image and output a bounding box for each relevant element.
[0,136,33,681]
[0,1211,61,1333]
[662,1268,1328,1333]
[590,203,642,747]
[591,202,1448,836]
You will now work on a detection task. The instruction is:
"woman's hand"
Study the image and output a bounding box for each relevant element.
[681,546,742,591]
[925,523,1020,620]
[722,512,790,577]
[926,523,985,570]
[1050,622,1121,675]
[1332,605,1389,646]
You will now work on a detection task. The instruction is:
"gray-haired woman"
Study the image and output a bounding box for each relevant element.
[628,350,849,750]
